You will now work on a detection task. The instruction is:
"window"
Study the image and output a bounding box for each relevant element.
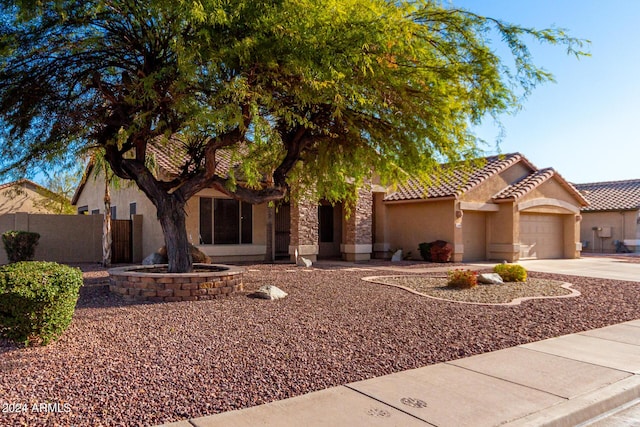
[199,197,252,244]
[91,209,100,215]
[110,206,117,219]
[129,202,137,216]
[77,205,88,215]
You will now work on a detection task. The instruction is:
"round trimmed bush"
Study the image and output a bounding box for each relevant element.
[0,261,82,346]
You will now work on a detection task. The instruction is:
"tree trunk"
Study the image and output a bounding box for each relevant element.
[156,197,192,273]
[102,178,112,268]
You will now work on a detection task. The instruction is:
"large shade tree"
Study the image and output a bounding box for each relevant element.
[0,0,586,272]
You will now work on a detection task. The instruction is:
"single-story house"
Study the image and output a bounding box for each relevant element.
[0,179,70,215]
[378,153,588,262]
[574,179,640,253]
[72,151,588,263]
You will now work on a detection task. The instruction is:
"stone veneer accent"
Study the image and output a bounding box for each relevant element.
[289,195,319,260]
[344,186,373,245]
[108,264,244,302]
[342,186,373,261]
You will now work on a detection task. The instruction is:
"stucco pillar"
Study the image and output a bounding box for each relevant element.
[289,195,319,262]
[131,214,144,263]
[341,186,373,262]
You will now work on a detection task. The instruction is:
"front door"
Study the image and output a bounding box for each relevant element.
[274,204,290,259]
[318,202,342,259]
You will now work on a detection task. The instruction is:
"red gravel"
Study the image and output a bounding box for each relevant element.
[1,262,639,426]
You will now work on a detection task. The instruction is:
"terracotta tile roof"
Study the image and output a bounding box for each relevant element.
[148,140,232,177]
[384,153,528,201]
[493,168,555,200]
[574,179,640,212]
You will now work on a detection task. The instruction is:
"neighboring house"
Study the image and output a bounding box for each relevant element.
[574,179,640,253]
[72,151,588,263]
[0,179,71,215]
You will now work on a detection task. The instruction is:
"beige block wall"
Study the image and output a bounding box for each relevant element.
[580,210,639,253]
[384,199,456,260]
[0,213,103,264]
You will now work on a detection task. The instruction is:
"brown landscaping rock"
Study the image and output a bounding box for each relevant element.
[144,244,212,265]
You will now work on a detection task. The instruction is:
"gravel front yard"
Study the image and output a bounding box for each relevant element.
[1,262,639,426]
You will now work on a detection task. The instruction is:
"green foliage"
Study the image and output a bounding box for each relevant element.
[36,168,83,214]
[2,230,40,263]
[0,0,588,272]
[493,263,528,282]
[447,269,478,289]
[418,242,433,261]
[0,261,82,346]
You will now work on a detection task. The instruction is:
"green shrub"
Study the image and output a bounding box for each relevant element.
[447,269,478,289]
[418,242,433,261]
[493,263,528,282]
[2,230,40,263]
[0,262,82,346]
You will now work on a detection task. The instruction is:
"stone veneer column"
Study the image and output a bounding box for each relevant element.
[341,186,373,262]
[289,195,319,262]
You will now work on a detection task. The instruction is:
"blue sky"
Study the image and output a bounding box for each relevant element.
[451,0,640,184]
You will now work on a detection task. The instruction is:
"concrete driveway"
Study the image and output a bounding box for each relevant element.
[512,256,640,282]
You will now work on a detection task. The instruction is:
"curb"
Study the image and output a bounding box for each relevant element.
[503,375,640,426]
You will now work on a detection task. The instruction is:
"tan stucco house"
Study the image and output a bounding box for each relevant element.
[0,179,70,215]
[72,151,588,263]
[378,153,588,262]
[574,179,640,253]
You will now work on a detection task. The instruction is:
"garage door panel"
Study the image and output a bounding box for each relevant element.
[520,214,563,259]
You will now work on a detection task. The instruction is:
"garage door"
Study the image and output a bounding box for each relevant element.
[519,213,564,259]
[462,211,486,261]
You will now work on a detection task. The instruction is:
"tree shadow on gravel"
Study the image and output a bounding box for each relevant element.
[75,284,149,310]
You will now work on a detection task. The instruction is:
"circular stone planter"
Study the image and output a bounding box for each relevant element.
[108,264,244,302]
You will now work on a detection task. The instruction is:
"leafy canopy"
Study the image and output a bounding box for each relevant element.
[0,0,588,206]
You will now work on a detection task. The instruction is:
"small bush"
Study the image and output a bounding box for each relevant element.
[0,262,82,346]
[447,269,478,289]
[493,263,528,282]
[418,242,433,261]
[2,230,40,263]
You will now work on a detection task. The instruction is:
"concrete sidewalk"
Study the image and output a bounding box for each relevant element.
[160,319,640,427]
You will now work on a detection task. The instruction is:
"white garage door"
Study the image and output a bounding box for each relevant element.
[462,211,486,261]
[519,213,564,259]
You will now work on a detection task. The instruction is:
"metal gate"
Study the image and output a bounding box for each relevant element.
[111,219,132,263]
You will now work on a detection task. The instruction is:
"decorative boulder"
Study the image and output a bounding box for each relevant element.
[157,244,212,264]
[391,249,403,262]
[297,256,312,268]
[429,240,453,263]
[254,285,288,300]
[478,273,504,285]
[142,252,167,265]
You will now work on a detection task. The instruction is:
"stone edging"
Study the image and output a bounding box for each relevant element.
[361,275,581,306]
[108,264,244,302]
